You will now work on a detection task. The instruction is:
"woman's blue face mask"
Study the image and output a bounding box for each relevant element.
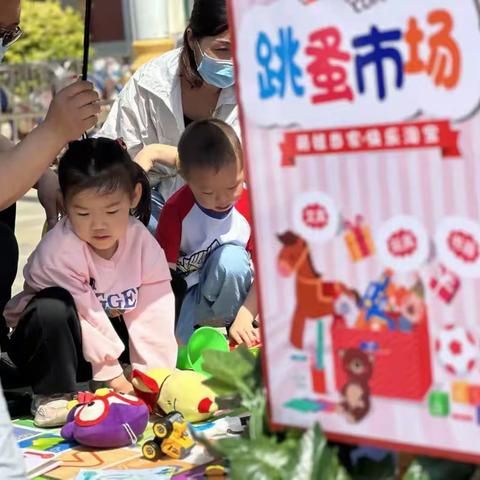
[196,41,234,89]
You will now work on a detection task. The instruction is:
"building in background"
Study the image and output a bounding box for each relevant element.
[61,0,191,67]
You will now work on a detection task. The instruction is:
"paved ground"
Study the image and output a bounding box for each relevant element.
[13,190,44,295]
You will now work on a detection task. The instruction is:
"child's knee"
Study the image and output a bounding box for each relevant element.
[31,287,76,330]
[207,244,251,279]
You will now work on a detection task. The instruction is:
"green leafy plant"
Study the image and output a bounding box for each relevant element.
[197,347,480,480]
[198,347,350,480]
[403,457,477,480]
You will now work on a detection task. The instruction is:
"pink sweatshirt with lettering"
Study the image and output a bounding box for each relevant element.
[5,217,177,381]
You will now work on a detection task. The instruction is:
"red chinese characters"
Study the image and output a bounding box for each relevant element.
[302,203,329,229]
[387,229,417,257]
[306,27,354,104]
[280,120,459,167]
[447,231,480,263]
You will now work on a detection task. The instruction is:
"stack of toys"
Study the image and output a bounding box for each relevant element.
[332,270,432,400]
[333,270,427,333]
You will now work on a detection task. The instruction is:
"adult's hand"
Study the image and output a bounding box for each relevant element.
[134,145,156,173]
[134,144,179,172]
[0,81,100,210]
[43,80,100,143]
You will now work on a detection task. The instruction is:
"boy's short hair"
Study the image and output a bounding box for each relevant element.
[177,119,242,178]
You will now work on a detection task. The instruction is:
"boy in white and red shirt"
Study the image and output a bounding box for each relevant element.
[156,119,259,345]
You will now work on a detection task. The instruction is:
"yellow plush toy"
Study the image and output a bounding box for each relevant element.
[131,368,218,423]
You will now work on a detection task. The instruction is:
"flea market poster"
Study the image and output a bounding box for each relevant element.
[229,0,480,461]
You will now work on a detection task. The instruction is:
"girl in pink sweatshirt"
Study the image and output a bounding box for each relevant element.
[4,137,176,427]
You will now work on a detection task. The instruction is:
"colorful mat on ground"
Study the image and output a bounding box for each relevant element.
[13,414,244,479]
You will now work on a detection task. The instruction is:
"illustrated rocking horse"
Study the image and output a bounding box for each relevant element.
[277,231,356,349]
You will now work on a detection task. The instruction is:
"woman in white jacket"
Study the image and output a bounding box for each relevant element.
[98,0,239,231]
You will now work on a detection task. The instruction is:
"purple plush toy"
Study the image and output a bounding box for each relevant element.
[61,390,149,448]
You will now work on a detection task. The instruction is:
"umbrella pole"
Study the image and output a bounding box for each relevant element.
[82,0,92,81]
[80,0,93,139]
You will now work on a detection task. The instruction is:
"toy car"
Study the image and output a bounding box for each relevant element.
[142,411,195,461]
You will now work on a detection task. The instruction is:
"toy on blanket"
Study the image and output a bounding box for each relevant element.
[142,411,195,460]
[132,368,218,423]
[60,389,149,448]
[177,326,262,373]
[187,327,230,375]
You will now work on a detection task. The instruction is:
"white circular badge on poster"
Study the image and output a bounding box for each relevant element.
[435,217,480,278]
[375,215,429,272]
[293,191,340,244]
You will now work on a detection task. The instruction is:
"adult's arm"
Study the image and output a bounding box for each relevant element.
[0,80,99,210]
[0,136,60,228]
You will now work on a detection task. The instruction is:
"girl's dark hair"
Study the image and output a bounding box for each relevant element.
[58,137,151,226]
[180,0,229,88]
[178,118,242,178]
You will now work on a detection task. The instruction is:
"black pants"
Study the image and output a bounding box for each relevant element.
[0,204,18,351]
[8,287,129,395]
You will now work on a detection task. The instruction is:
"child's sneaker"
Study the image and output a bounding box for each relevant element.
[32,394,72,428]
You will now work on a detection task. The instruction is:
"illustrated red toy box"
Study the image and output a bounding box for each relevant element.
[331,320,432,400]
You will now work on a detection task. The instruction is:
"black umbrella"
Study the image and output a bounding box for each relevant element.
[81,0,93,81]
[81,0,93,138]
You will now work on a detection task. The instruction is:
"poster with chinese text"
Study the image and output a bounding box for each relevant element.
[229,0,480,461]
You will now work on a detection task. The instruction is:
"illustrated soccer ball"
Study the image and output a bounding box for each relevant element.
[435,325,477,376]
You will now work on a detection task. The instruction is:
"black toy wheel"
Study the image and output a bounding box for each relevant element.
[153,420,172,439]
[142,440,161,461]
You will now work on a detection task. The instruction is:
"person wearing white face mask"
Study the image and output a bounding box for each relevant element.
[98,0,239,233]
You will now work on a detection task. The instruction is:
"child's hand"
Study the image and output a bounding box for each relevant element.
[229,307,260,348]
[107,373,133,395]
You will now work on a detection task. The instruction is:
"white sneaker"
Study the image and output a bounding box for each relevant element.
[32,394,72,428]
